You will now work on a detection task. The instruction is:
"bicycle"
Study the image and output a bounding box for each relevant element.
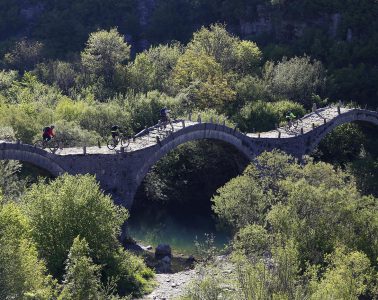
[106,132,130,150]
[157,111,177,132]
[284,118,303,131]
[34,137,63,153]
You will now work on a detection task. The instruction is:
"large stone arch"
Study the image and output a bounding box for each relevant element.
[305,109,378,154]
[0,142,65,176]
[134,123,253,191]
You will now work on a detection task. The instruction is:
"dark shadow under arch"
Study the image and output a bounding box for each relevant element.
[134,124,254,190]
[306,109,378,155]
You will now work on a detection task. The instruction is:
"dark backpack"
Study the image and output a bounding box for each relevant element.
[160,108,166,116]
[43,127,50,133]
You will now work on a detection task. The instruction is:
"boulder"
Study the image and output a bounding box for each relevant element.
[156,255,172,273]
[186,255,196,265]
[155,244,172,259]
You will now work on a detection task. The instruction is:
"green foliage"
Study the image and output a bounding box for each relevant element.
[172,24,262,112]
[0,203,57,299]
[106,247,155,296]
[263,56,326,107]
[234,240,306,300]
[212,174,266,229]
[127,43,183,94]
[81,28,131,83]
[316,123,366,165]
[21,174,153,297]
[348,156,378,197]
[309,247,375,300]
[233,100,305,132]
[4,38,44,71]
[22,174,129,277]
[36,60,77,94]
[186,24,261,74]
[59,236,103,300]
[213,151,378,267]
[233,224,270,258]
[0,70,18,90]
[124,91,179,133]
[0,160,26,201]
[172,48,236,112]
[194,233,219,263]
[234,75,268,106]
[180,265,233,300]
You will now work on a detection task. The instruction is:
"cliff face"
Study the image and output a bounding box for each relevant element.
[14,0,351,52]
[137,0,157,50]
[238,6,346,42]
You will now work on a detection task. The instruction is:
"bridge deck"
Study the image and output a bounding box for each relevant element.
[0,106,360,156]
[248,106,351,138]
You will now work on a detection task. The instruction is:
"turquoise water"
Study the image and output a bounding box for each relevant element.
[127,208,231,255]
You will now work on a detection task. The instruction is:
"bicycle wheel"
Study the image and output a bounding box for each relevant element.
[120,136,130,148]
[48,140,60,153]
[107,139,118,150]
[34,140,45,148]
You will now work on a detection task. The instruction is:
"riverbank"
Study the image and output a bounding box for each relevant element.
[136,255,234,300]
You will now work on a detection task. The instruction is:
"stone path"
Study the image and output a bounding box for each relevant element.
[137,270,197,300]
[248,106,351,138]
[136,256,235,300]
[1,105,357,156]
[58,120,195,156]
[57,105,352,155]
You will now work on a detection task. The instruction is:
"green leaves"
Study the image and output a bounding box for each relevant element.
[23,174,128,277]
[81,28,131,84]
[59,236,103,300]
[0,203,54,299]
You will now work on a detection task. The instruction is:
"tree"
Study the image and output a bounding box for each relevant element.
[81,28,131,83]
[0,203,56,299]
[22,174,128,277]
[0,160,26,201]
[4,38,44,71]
[172,49,236,111]
[127,43,183,93]
[185,24,261,74]
[22,174,153,297]
[264,56,326,107]
[315,123,366,166]
[59,236,103,300]
[309,247,375,299]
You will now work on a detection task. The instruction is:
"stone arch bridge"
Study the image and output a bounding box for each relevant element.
[1,106,377,208]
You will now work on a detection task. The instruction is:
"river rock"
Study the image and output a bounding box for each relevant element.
[156,255,172,273]
[155,244,172,259]
[186,255,196,265]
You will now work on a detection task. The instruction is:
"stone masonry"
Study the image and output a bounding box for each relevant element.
[1,106,377,208]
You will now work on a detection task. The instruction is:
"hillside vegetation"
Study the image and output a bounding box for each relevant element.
[1,1,378,298]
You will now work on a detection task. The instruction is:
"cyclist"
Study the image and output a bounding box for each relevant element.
[42,125,55,142]
[285,111,296,124]
[111,125,121,143]
[159,107,174,130]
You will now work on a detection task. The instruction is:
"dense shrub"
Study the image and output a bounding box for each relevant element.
[233,100,305,132]
[22,174,154,296]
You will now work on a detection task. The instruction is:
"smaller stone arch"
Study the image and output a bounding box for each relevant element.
[0,142,65,176]
[305,109,378,154]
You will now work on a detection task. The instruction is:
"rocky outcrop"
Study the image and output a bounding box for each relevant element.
[239,4,344,42]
